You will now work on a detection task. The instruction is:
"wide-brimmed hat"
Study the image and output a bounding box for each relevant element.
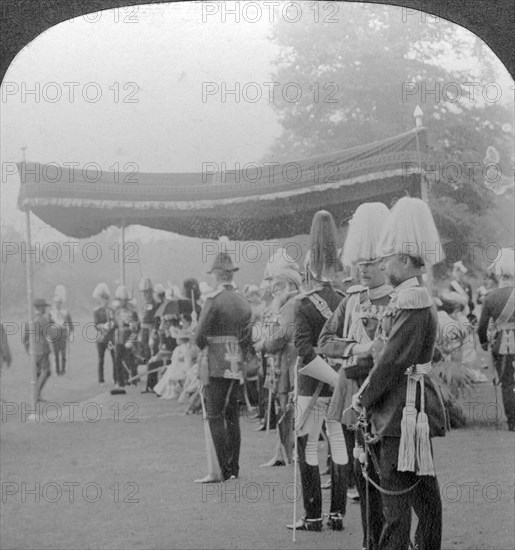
[207,252,239,274]
[34,298,50,308]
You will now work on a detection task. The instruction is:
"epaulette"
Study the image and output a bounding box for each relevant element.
[206,288,224,299]
[395,286,433,310]
[347,284,366,294]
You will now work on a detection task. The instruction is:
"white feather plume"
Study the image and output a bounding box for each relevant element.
[376,197,444,266]
[341,202,389,266]
[92,282,110,300]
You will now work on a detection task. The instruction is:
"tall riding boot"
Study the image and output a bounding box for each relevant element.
[297,435,323,523]
[328,460,348,530]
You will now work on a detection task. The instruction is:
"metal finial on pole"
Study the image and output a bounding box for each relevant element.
[414,105,424,128]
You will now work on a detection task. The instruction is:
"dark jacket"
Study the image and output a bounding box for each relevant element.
[22,312,53,355]
[293,283,343,397]
[194,284,253,378]
[477,285,515,354]
[360,280,446,438]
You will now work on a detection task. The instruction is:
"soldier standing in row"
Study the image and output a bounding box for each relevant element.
[355,198,447,550]
[319,202,392,549]
[256,257,302,466]
[194,252,253,482]
[113,285,139,393]
[48,285,73,376]
[288,210,349,532]
[478,249,515,432]
[139,277,160,393]
[93,283,116,385]
[22,299,56,401]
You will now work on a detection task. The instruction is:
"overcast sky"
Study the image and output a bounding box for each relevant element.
[1,2,512,239]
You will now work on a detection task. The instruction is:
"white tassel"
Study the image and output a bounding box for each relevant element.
[415,412,434,475]
[398,378,417,472]
[415,377,435,476]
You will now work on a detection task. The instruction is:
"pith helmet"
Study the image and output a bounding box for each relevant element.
[139,277,153,291]
[207,252,239,274]
[115,285,130,300]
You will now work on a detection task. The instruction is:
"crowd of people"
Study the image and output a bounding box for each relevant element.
[4,197,514,550]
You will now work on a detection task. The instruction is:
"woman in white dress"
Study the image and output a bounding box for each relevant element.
[154,328,196,399]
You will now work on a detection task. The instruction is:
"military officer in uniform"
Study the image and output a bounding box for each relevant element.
[319,202,392,549]
[22,298,57,401]
[139,277,160,393]
[477,249,515,431]
[93,283,116,385]
[113,285,140,392]
[193,252,253,482]
[288,210,349,532]
[256,260,303,466]
[355,198,447,550]
[48,285,73,376]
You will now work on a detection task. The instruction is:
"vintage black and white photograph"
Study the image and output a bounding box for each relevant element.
[1,1,514,549]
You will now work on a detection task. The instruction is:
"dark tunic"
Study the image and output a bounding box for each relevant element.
[360,279,446,438]
[194,284,253,378]
[293,283,343,397]
[477,285,515,354]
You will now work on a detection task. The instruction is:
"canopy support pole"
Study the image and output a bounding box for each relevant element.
[121,220,126,286]
[24,209,38,413]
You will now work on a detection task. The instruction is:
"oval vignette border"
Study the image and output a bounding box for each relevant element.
[0,0,513,85]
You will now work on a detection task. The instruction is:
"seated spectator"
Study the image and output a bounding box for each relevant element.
[154,328,197,399]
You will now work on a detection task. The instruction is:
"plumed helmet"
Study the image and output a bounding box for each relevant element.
[341,203,390,266]
[304,210,342,280]
[115,285,130,300]
[207,252,239,274]
[139,277,153,291]
[376,198,444,267]
[92,283,110,300]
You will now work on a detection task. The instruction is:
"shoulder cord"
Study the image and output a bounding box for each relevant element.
[307,293,333,321]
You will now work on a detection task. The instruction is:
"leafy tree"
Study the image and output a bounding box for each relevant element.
[267,3,513,267]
